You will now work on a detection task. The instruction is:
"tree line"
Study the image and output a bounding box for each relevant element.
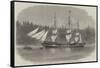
[16,21,95,45]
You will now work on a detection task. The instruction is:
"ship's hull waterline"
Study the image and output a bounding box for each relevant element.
[42,41,86,48]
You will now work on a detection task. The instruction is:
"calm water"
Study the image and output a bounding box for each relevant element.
[17,43,95,63]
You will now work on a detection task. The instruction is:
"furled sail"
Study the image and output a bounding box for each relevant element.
[51,35,57,42]
[74,32,83,43]
[27,28,39,36]
[67,29,72,34]
[52,29,57,34]
[65,29,72,42]
[74,36,79,42]
[31,30,45,40]
[76,32,80,36]
[70,40,75,44]
[51,29,58,42]
[40,31,48,42]
[66,34,72,42]
[79,34,82,43]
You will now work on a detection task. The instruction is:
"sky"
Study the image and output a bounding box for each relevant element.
[15,2,96,29]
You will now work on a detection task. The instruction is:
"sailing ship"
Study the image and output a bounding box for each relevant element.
[27,10,86,48]
[65,10,86,48]
[68,19,86,48]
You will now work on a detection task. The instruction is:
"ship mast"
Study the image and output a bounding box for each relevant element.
[51,12,58,43]
[52,12,57,34]
[54,13,57,29]
[88,22,90,29]
[68,10,71,30]
[76,18,83,43]
[65,10,72,43]
[77,18,80,30]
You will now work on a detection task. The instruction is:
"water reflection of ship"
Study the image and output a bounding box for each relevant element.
[27,10,86,48]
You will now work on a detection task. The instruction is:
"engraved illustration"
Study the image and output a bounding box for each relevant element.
[15,2,97,65]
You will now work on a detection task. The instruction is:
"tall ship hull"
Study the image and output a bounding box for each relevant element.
[42,41,85,48]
